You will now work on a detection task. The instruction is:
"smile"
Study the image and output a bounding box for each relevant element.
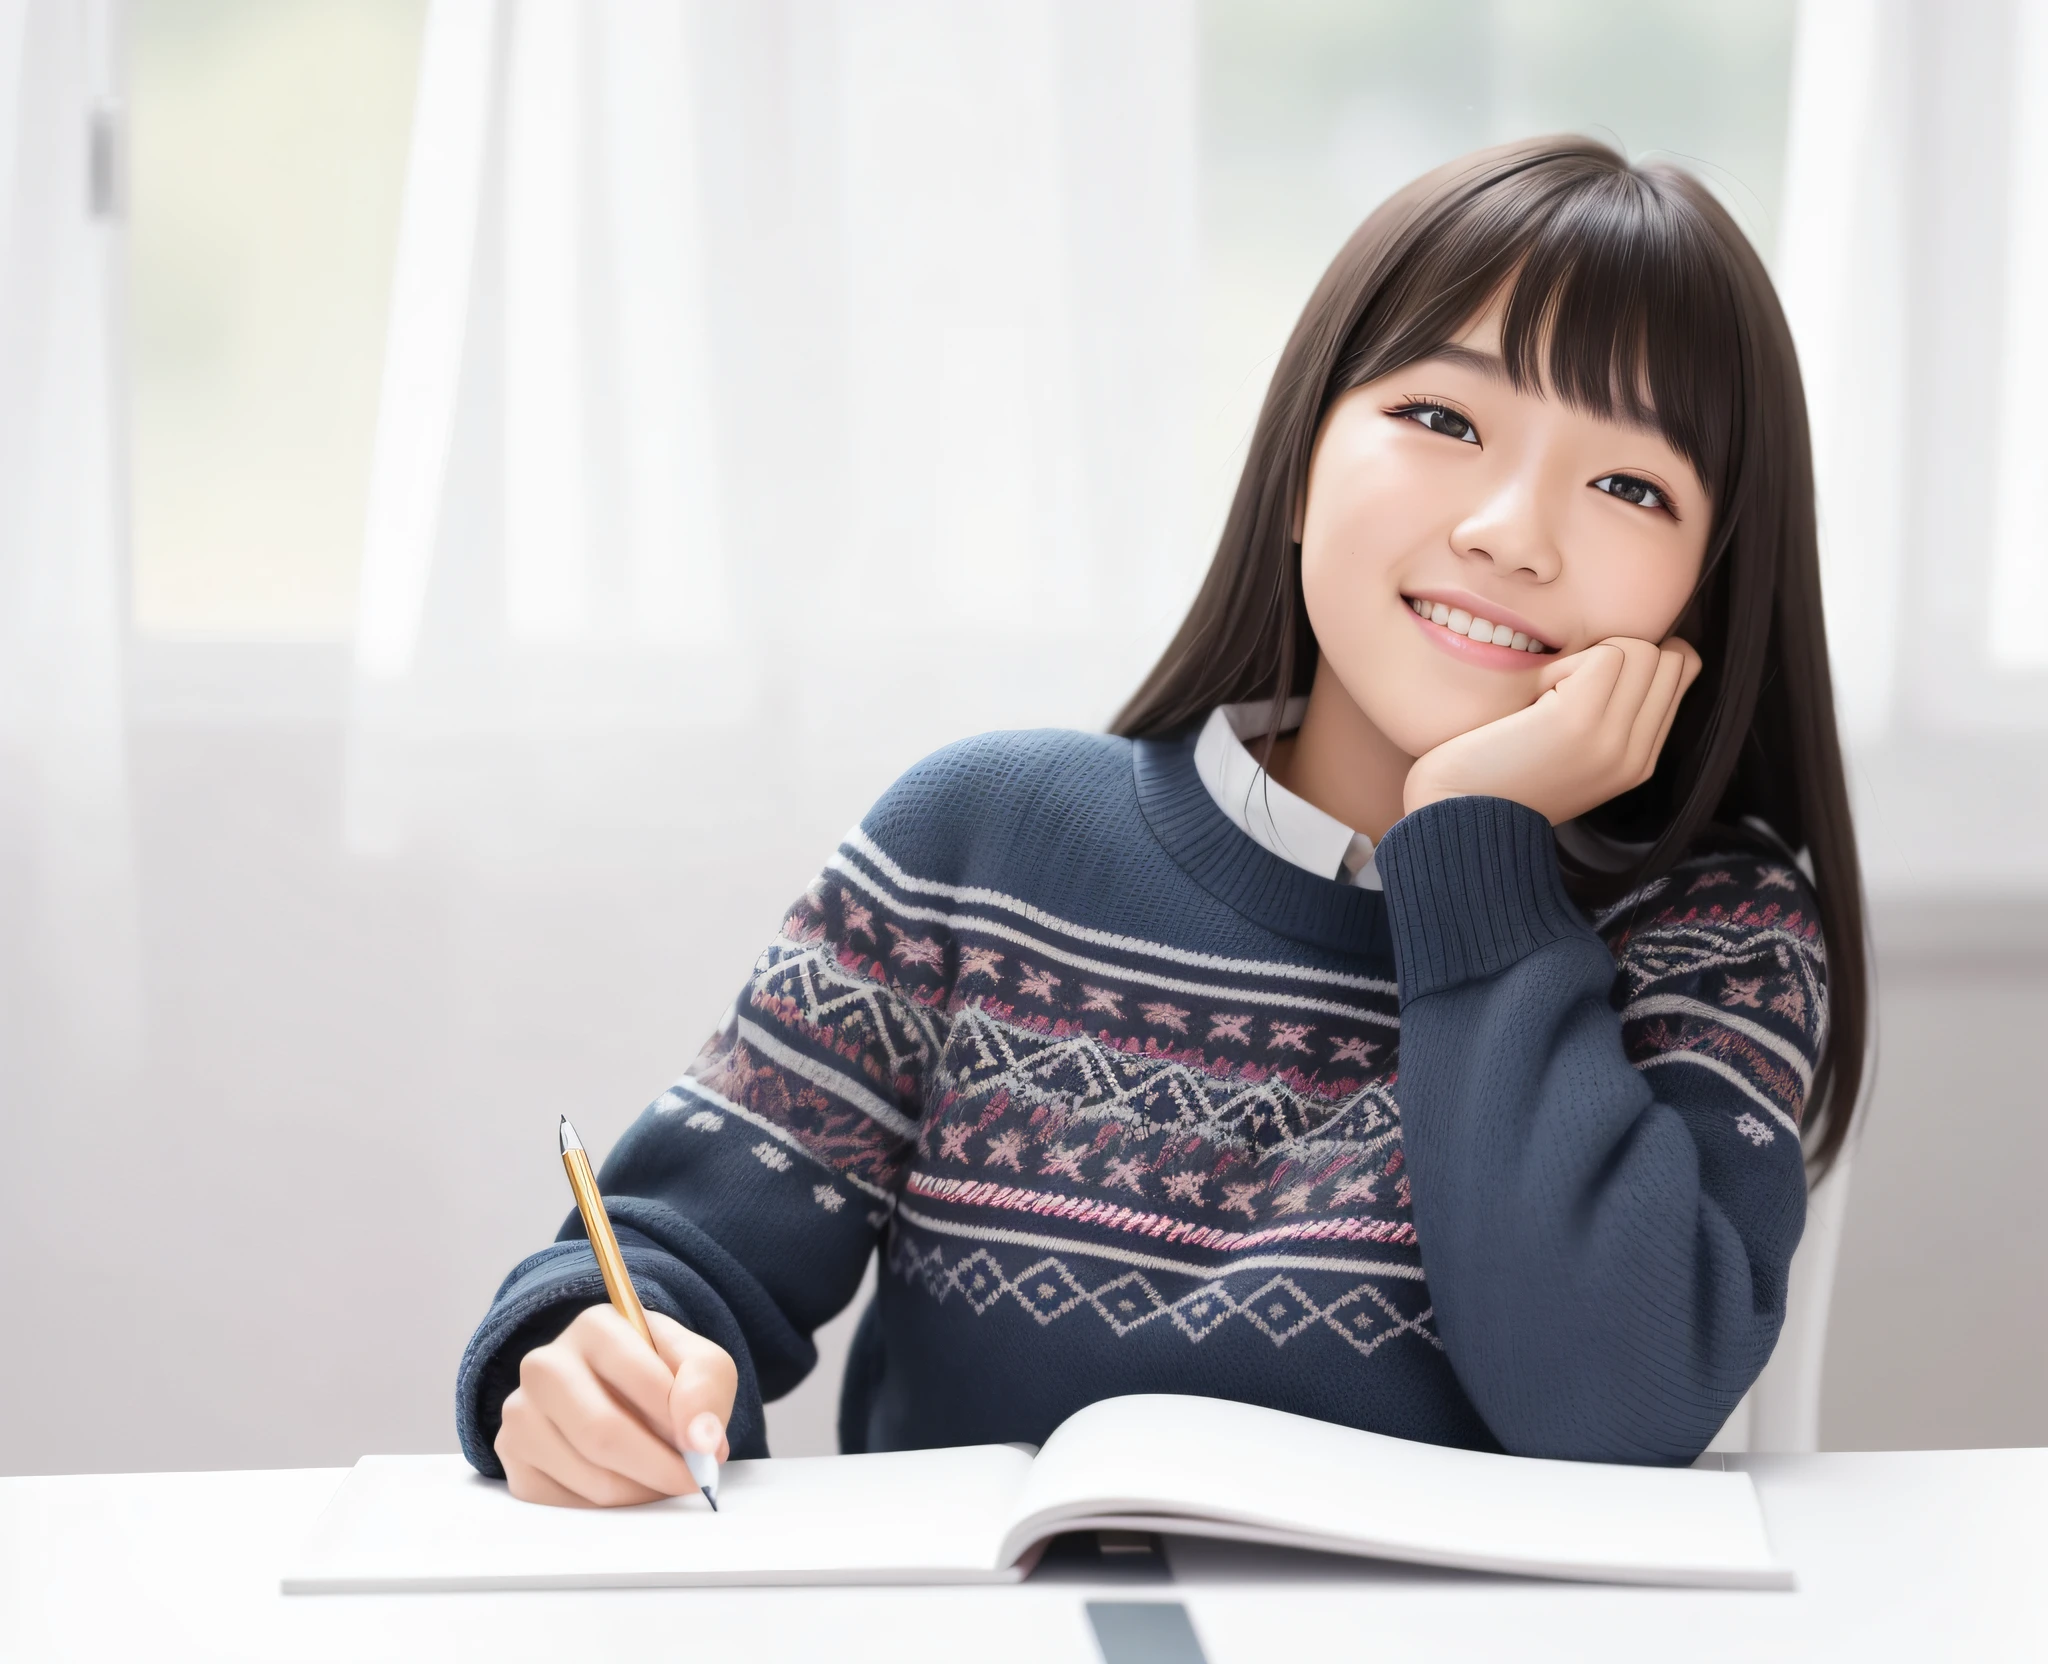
[1403,595,1556,656]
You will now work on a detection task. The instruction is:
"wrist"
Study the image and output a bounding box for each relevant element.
[1400,761,1468,820]
[1401,783,1464,819]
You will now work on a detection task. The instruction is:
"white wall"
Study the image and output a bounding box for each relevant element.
[7,0,2045,1479]
[1,663,2043,1476]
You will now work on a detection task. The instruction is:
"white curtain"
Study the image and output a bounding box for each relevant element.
[0,0,137,1062]
[1741,0,2048,1452]
[348,0,1199,856]
[1777,0,2048,893]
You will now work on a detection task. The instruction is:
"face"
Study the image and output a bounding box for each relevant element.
[1297,302,1712,758]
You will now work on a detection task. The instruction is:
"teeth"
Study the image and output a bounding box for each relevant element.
[1405,596,1550,653]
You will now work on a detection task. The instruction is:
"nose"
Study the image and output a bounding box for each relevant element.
[1449,466,1562,583]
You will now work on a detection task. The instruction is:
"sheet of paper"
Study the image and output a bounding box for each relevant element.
[1005,1395,1790,1589]
[283,1445,1034,1593]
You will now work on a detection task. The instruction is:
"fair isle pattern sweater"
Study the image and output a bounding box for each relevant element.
[457,728,1823,1470]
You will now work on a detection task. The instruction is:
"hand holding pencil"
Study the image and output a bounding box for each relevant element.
[493,1117,737,1510]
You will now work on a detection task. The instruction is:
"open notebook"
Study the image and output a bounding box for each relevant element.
[282,1393,1789,1593]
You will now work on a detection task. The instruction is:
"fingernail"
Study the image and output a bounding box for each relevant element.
[686,1411,724,1453]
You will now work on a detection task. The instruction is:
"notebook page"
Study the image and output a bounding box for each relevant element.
[284,1444,1034,1593]
[999,1394,1788,1589]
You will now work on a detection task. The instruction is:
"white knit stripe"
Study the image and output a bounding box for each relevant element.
[827,853,1400,1028]
[1621,993,1815,1093]
[893,1201,1429,1283]
[1634,1049,1804,1139]
[841,825,1398,995]
[1591,877,1671,931]
[657,1076,894,1203]
[733,1016,920,1142]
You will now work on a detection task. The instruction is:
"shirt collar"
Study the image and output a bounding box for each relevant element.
[1191,700,1381,891]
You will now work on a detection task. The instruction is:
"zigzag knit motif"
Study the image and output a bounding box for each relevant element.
[667,827,1823,1356]
[670,822,1431,1365]
[457,727,1824,1470]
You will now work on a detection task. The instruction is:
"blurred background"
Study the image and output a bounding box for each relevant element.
[2,0,2042,1475]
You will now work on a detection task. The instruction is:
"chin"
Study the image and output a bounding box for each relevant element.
[1353,677,1521,760]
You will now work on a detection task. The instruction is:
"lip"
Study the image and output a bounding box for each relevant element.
[1403,589,1555,648]
[1401,589,1557,670]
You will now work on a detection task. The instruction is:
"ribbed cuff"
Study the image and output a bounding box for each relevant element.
[1375,796,1591,1002]
[453,1239,766,1477]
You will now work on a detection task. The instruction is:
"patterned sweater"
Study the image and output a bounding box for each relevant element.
[456,726,1824,1469]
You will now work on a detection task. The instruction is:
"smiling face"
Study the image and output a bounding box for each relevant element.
[1297,301,1713,759]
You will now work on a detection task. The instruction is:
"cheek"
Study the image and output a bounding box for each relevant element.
[1293,435,1433,710]
[1294,415,1541,754]
[1564,511,1709,642]
[1636,557,1706,640]
[1299,535,1537,757]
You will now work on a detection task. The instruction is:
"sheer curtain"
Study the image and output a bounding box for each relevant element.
[348,0,1198,857]
[1779,0,2048,896]
[1748,0,2048,1452]
[0,0,136,1062]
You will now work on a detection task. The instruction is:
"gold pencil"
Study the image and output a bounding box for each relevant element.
[558,1115,720,1509]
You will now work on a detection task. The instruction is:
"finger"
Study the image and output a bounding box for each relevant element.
[1534,640,1610,695]
[1670,636,1704,693]
[499,1387,670,1507]
[501,1455,594,1510]
[667,1331,741,1453]
[1538,640,1626,703]
[519,1340,704,1499]
[566,1304,682,1436]
[1596,636,1664,724]
[644,1309,702,1372]
[1626,648,1688,777]
[1646,643,1703,768]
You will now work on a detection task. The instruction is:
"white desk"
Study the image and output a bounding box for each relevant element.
[3,1450,2042,1662]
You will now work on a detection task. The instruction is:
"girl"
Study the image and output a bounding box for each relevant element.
[460,136,1866,1505]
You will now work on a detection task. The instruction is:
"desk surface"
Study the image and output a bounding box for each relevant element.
[3,1449,2042,1663]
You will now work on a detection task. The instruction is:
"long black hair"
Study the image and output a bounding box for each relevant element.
[1112,137,1867,1176]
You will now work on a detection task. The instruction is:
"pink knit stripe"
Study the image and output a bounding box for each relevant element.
[902,1170,1417,1249]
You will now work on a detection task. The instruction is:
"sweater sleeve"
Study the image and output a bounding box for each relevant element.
[1374,795,1822,1466]
[454,856,952,1475]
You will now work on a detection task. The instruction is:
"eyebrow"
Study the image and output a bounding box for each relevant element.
[1413,343,1669,441]
[1422,343,1510,381]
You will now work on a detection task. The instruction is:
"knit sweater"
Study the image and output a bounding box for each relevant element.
[456,726,1822,1470]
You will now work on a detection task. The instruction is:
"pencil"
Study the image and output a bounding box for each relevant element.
[558,1114,720,1510]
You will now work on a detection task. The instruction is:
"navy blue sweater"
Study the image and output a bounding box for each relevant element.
[457,728,1820,1469]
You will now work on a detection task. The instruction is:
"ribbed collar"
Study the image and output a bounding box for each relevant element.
[1133,728,1392,961]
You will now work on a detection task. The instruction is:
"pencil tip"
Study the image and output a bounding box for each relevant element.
[703,1488,719,1512]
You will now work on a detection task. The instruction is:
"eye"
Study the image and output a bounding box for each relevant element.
[1393,402,1479,445]
[1592,473,1670,513]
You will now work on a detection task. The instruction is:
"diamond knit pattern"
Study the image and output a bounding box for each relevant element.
[456,727,1823,1472]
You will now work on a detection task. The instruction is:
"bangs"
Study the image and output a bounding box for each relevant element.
[1339,158,1750,509]
[1118,135,1863,1173]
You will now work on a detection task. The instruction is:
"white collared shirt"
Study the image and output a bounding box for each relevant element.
[1191,699,1381,890]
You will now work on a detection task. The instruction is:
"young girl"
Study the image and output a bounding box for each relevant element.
[459,136,1866,1505]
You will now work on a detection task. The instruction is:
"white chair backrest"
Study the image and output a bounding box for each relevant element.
[1704,1147,1855,1454]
